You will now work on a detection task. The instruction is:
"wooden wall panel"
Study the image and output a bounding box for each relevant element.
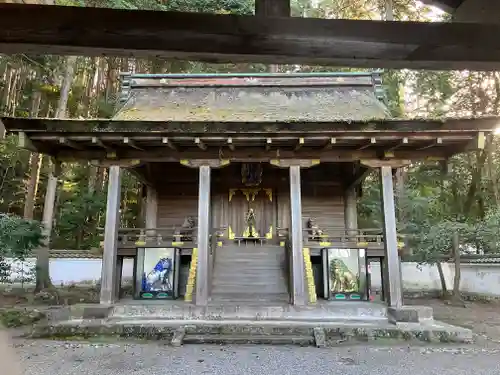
[301,193,344,229]
[157,195,198,227]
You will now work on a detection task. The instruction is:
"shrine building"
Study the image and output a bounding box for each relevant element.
[1,72,495,311]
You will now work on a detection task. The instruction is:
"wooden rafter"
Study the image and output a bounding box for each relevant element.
[357,137,376,150]
[123,137,144,150]
[266,138,272,151]
[417,137,443,151]
[59,136,83,150]
[294,137,305,151]
[162,137,177,151]
[386,137,409,152]
[195,137,207,150]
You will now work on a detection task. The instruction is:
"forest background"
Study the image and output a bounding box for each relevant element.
[2,0,500,290]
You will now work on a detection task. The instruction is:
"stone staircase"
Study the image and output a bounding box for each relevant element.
[211,244,289,303]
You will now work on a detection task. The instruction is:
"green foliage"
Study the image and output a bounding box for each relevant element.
[0,214,43,260]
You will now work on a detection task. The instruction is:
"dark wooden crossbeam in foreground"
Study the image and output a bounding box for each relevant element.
[1,3,500,70]
[1,116,494,162]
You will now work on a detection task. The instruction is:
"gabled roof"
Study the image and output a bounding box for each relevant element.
[114,72,390,122]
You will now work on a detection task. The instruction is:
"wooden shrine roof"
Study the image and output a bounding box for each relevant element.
[115,72,389,122]
[1,116,496,163]
[1,3,500,70]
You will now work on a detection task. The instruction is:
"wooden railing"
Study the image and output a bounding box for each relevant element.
[98,226,228,248]
[302,226,405,247]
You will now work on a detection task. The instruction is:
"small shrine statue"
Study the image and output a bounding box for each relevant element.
[307,218,324,241]
[329,258,357,293]
[142,257,173,292]
[243,208,259,238]
[175,216,196,241]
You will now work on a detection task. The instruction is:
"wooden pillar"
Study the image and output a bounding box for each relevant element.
[100,166,122,305]
[145,185,158,235]
[195,165,211,306]
[344,186,358,233]
[289,165,306,306]
[115,256,123,300]
[379,166,403,308]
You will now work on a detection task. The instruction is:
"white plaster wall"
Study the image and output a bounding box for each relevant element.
[4,258,134,285]
[370,261,500,298]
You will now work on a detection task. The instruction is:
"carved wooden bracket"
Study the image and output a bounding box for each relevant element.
[270,159,320,168]
[361,159,411,168]
[180,159,230,168]
[90,159,142,168]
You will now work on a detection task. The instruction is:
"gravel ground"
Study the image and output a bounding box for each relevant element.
[11,339,500,375]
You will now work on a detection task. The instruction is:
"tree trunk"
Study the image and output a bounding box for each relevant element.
[450,231,466,307]
[55,56,77,118]
[35,163,58,292]
[23,91,43,220]
[436,261,448,297]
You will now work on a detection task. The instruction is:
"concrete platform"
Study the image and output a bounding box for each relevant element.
[30,300,474,346]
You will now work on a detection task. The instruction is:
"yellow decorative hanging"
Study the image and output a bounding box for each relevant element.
[265,225,273,240]
[228,226,235,240]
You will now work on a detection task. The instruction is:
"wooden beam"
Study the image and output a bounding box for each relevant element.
[162,137,177,151]
[59,136,83,150]
[3,4,500,70]
[18,131,37,152]
[195,137,207,150]
[123,137,144,151]
[294,137,305,151]
[227,137,235,151]
[346,166,371,189]
[55,147,457,162]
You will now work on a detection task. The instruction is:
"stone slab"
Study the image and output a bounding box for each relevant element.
[388,305,433,324]
[29,317,473,345]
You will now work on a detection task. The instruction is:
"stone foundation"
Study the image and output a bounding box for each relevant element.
[26,301,473,346]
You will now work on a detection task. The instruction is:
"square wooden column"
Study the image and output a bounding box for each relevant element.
[100,165,122,305]
[344,186,358,235]
[289,165,306,306]
[195,165,211,306]
[379,166,403,308]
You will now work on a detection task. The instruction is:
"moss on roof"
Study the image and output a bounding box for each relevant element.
[113,86,390,122]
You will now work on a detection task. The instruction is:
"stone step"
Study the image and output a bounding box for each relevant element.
[210,293,290,303]
[215,255,285,261]
[212,284,287,294]
[183,333,314,346]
